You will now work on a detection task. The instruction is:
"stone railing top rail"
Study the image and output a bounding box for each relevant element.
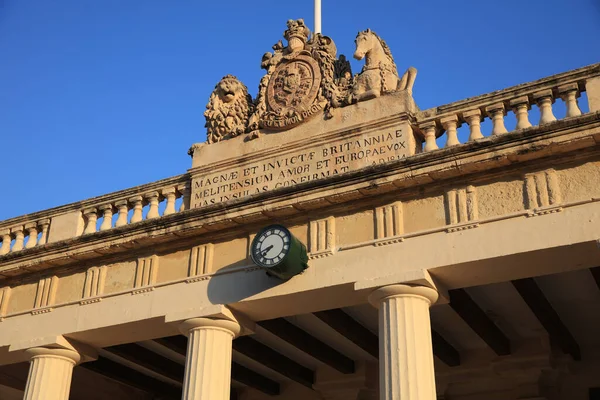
[417,62,600,121]
[0,173,190,229]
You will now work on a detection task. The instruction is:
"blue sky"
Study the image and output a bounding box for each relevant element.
[1,0,599,221]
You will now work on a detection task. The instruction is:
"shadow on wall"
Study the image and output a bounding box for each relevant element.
[205,256,286,306]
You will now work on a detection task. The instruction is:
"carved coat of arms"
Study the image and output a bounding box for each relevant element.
[201,19,417,144]
[248,19,345,131]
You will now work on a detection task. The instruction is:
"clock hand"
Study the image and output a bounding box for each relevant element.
[261,245,274,256]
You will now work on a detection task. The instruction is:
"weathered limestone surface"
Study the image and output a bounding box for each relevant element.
[190,90,418,208]
[179,318,241,400]
[369,285,439,400]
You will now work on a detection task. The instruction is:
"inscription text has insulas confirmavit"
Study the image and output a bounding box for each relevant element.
[192,129,408,207]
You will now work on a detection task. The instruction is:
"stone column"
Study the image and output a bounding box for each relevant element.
[23,347,81,400]
[368,284,439,400]
[179,317,241,400]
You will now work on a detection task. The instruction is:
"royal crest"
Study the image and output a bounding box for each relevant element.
[202,20,417,143]
[263,55,323,129]
[249,19,332,131]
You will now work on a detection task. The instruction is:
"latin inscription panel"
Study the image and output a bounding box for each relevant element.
[191,126,411,208]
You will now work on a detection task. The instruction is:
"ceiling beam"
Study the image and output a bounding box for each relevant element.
[233,336,314,388]
[448,288,511,356]
[258,318,355,374]
[512,278,581,361]
[431,330,461,367]
[104,343,184,382]
[589,267,600,291]
[315,308,461,367]
[154,336,281,395]
[154,335,187,355]
[0,362,28,391]
[231,363,280,396]
[314,309,378,358]
[81,356,181,399]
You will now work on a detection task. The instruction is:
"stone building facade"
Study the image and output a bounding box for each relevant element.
[1,20,600,400]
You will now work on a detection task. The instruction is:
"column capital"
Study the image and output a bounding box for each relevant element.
[532,89,555,102]
[462,108,482,120]
[485,102,506,114]
[37,218,50,227]
[557,82,579,95]
[509,95,531,108]
[440,114,459,126]
[179,317,241,338]
[128,195,143,203]
[368,284,439,308]
[98,204,114,212]
[161,187,176,196]
[24,347,82,365]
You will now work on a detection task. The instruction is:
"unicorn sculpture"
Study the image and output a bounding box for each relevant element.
[350,29,417,103]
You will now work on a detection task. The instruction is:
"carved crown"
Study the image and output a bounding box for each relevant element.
[284,19,310,45]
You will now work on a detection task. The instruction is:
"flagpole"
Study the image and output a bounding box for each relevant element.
[314,0,322,34]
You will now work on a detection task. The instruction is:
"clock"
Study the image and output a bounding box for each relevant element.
[250,224,309,280]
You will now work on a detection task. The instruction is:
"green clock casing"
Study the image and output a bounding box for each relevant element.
[250,224,309,280]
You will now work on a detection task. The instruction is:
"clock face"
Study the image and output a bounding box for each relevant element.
[251,225,291,268]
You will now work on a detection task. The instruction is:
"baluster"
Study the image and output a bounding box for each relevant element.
[418,122,439,152]
[510,96,532,130]
[558,83,582,118]
[83,208,98,234]
[162,188,177,216]
[115,200,129,227]
[99,204,114,231]
[24,223,38,249]
[463,109,484,141]
[129,196,144,223]
[145,192,160,219]
[178,184,190,212]
[0,229,11,255]
[533,90,557,125]
[485,103,508,135]
[440,115,460,147]
[38,219,50,245]
[11,227,24,252]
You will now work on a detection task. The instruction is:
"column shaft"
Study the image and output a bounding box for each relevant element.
[180,318,241,400]
[369,285,438,400]
[23,348,80,400]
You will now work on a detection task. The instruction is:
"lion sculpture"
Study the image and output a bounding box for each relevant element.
[204,75,254,144]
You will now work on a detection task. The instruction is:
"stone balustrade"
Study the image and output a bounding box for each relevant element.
[0,219,51,256]
[81,185,189,235]
[416,63,600,151]
[0,175,190,256]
